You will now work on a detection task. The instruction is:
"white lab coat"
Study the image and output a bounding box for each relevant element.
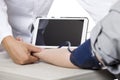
[0,0,53,43]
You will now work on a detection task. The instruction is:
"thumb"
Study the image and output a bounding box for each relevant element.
[27,44,41,53]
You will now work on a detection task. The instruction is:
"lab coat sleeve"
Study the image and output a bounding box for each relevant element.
[0,0,13,44]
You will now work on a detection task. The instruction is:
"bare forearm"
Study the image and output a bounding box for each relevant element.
[34,48,78,68]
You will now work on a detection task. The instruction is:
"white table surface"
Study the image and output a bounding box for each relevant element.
[0,51,115,80]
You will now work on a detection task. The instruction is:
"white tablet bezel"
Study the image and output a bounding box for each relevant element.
[32,17,88,48]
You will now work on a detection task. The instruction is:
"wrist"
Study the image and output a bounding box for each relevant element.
[1,36,16,49]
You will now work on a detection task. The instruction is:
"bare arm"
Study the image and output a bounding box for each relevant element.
[34,48,78,68]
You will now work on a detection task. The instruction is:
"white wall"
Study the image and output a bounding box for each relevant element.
[48,0,95,37]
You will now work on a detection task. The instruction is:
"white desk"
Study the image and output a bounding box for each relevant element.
[0,51,115,80]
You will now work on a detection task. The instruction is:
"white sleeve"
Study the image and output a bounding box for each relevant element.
[0,0,13,44]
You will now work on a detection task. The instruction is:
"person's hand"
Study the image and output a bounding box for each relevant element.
[2,36,41,65]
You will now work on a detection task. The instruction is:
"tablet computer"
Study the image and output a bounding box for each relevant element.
[32,17,88,48]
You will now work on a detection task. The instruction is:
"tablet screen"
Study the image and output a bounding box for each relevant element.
[34,18,88,48]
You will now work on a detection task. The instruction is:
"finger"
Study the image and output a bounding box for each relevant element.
[27,44,41,53]
[28,55,40,63]
[33,53,40,57]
